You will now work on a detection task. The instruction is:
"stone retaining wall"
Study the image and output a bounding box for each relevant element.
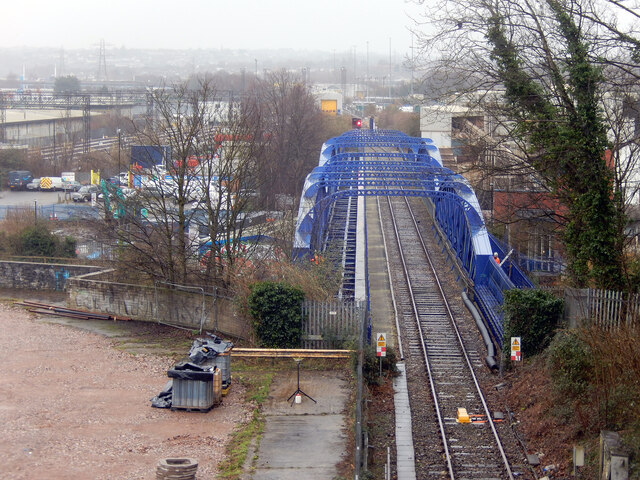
[66,270,249,340]
[0,260,102,291]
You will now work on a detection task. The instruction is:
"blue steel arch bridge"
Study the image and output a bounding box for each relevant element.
[293,129,533,346]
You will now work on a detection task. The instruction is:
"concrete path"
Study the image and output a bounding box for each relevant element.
[366,195,397,351]
[394,363,417,480]
[249,369,350,480]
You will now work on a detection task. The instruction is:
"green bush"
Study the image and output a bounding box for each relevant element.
[546,330,594,400]
[59,236,77,258]
[17,224,76,258]
[357,343,398,386]
[19,224,57,256]
[247,281,305,348]
[502,288,564,358]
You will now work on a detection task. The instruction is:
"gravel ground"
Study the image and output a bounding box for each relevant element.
[0,302,251,480]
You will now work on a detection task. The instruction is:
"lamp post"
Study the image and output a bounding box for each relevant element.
[117,128,121,185]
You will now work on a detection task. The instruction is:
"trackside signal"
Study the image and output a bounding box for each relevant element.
[352,117,362,129]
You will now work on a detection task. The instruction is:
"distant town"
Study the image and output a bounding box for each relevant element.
[0,45,413,89]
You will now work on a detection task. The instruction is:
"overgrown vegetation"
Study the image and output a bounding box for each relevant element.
[0,215,76,259]
[247,281,305,348]
[18,224,76,258]
[547,326,640,431]
[214,363,273,479]
[357,343,398,386]
[543,325,640,476]
[501,288,564,359]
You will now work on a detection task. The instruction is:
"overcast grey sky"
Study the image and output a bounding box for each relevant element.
[2,0,424,55]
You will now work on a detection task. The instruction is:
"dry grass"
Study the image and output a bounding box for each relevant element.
[577,325,640,430]
[0,210,42,255]
[504,324,640,477]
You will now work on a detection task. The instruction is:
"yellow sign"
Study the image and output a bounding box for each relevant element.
[320,99,337,115]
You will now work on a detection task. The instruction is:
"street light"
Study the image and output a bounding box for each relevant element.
[117,128,121,185]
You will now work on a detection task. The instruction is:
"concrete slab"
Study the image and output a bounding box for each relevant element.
[262,369,348,415]
[250,370,350,480]
[394,363,416,480]
[366,196,397,351]
[253,415,346,477]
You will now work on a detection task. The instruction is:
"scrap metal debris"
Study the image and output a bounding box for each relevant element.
[150,333,233,409]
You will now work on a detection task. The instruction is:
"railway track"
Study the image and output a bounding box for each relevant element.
[378,194,530,479]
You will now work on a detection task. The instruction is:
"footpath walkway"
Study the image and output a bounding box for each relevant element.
[246,369,350,479]
[366,196,397,350]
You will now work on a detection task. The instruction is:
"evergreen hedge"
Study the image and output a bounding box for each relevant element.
[502,288,564,359]
[247,281,305,348]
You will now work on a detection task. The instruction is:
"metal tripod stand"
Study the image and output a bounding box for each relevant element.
[287,358,317,406]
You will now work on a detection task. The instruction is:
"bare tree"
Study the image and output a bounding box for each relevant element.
[247,70,326,208]
[98,78,267,288]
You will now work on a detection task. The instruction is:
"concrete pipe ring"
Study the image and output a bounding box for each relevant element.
[156,458,198,480]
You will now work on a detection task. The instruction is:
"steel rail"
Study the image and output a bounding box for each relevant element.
[394,195,515,480]
[375,195,404,361]
[385,194,455,478]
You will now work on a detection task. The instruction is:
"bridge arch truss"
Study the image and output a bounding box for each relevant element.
[293,129,533,343]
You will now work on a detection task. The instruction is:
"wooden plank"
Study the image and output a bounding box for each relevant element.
[232,347,351,358]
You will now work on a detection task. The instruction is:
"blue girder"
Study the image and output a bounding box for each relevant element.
[293,129,532,346]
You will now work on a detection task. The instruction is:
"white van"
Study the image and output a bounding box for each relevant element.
[39,177,65,191]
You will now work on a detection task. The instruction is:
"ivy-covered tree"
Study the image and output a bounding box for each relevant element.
[415,0,638,289]
[485,3,625,288]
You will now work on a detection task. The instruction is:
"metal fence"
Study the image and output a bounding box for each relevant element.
[301,300,365,349]
[0,203,102,221]
[298,300,368,478]
[564,287,640,329]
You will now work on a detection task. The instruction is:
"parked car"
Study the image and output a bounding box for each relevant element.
[98,186,138,202]
[61,180,82,192]
[8,170,33,190]
[138,183,177,200]
[26,178,42,190]
[107,173,130,186]
[72,185,100,202]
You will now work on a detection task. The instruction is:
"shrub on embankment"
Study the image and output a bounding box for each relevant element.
[0,219,76,259]
[547,325,640,431]
[501,288,564,360]
[500,288,639,475]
